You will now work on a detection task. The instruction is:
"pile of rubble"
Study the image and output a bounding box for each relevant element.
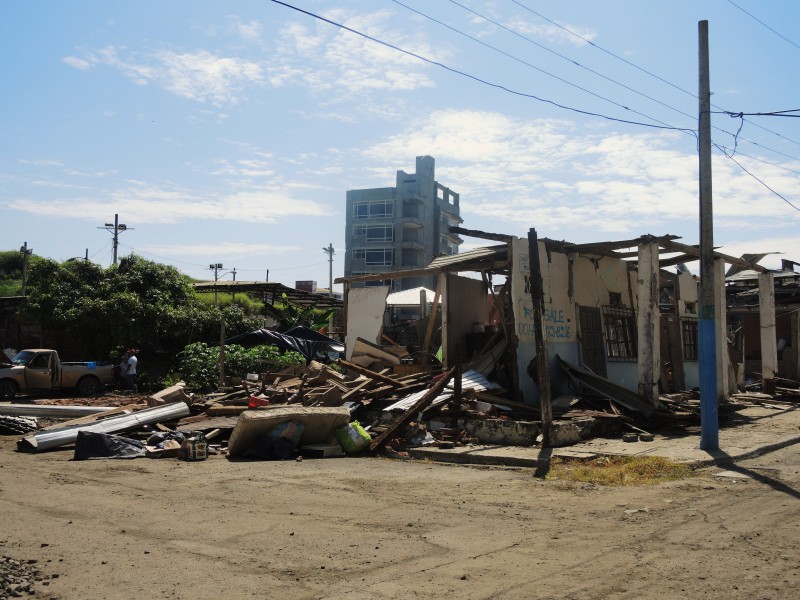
[2,354,792,462]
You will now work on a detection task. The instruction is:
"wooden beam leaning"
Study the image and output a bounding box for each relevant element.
[368,367,456,452]
[337,359,404,388]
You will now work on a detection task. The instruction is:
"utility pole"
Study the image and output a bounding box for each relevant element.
[322,243,335,297]
[19,242,33,296]
[209,263,223,306]
[698,20,719,450]
[98,214,132,266]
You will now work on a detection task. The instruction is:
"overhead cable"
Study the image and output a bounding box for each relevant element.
[269,0,695,134]
[726,0,800,52]
[714,144,800,213]
[510,0,800,151]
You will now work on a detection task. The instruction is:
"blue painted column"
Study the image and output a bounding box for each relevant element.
[698,314,719,449]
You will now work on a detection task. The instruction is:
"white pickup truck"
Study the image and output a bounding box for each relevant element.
[0,349,115,400]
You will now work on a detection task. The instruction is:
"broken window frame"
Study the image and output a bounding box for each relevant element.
[602,305,637,362]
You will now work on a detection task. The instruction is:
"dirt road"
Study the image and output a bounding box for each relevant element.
[1,436,798,599]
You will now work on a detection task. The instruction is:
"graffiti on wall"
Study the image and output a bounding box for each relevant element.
[517,303,574,341]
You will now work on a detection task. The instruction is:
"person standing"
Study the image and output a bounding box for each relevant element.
[125,348,138,393]
[116,355,128,390]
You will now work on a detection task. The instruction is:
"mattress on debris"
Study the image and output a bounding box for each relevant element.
[227,406,351,456]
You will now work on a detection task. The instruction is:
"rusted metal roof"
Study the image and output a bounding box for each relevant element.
[191,281,342,308]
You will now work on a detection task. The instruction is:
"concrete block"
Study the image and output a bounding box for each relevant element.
[463,418,538,447]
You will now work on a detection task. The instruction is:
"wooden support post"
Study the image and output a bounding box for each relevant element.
[528,229,552,447]
[368,367,456,452]
[759,272,777,394]
[637,242,660,404]
[714,258,731,399]
[422,274,443,364]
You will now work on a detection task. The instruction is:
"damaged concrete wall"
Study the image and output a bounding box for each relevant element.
[345,287,390,360]
[445,274,489,366]
[511,238,579,404]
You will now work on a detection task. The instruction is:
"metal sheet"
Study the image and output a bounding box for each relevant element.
[17,402,190,453]
[0,404,116,418]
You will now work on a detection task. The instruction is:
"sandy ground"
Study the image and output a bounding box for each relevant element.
[1,427,799,600]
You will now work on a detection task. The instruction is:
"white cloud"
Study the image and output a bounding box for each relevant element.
[270,9,442,96]
[63,46,263,105]
[143,242,301,257]
[359,109,800,239]
[6,181,332,225]
[62,56,92,70]
[237,20,263,43]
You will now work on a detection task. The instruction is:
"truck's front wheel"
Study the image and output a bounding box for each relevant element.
[76,376,101,396]
[0,379,17,400]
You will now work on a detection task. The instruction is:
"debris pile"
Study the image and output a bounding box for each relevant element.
[2,351,792,461]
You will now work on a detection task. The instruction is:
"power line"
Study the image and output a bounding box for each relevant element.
[269,0,695,134]
[714,143,800,213]
[726,0,800,52]
[398,0,696,129]
[509,0,800,151]
[716,109,800,118]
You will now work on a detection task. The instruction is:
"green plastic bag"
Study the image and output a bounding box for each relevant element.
[335,421,371,454]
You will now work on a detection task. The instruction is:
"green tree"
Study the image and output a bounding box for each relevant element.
[262,293,336,332]
[20,255,262,367]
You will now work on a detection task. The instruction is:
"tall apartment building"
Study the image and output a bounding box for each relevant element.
[344,156,462,291]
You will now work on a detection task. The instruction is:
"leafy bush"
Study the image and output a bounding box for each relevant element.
[171,342,304,391]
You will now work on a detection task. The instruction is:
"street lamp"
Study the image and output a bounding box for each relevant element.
[98,214,133,266]
[20,242,33,296]
[209,263,223,305]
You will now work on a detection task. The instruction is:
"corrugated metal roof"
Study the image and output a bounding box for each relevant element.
[427,244,508,269]
[385,287,438,306]
[384,370,502,411]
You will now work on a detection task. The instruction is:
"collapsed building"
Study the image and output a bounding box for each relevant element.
[338,227,790,416]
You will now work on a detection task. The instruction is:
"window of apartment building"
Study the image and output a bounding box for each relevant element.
[354,200,393,220]
[682,318,699,361]
[602,305,637,361]
[354,224,393,241]
[365,248,393,266]
[366,225,393,242]
[352,272,393,289]
[353,248,365,259]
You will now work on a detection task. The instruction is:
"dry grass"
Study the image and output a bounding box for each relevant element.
[545,455,694,486]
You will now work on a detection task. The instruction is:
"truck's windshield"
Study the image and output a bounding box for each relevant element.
[11,350,36,366]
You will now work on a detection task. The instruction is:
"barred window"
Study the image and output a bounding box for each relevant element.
[682,318,698,361]
[602,305,637,362]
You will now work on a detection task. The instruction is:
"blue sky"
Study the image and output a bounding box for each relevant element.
[2,0,800,290]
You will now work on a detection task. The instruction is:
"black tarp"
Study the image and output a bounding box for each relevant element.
[224,326,343,364]
[73,431,146,460]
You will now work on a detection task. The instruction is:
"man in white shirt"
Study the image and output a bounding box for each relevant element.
[125,349,138,393]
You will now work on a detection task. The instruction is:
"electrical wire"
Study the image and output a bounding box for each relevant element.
[716,109,800,118]
[714,143,800,213]
[415,0,698,126]
[269,1,800,216]
[726,0,800,52]
[269,0,696,134]
[510,0,800,151]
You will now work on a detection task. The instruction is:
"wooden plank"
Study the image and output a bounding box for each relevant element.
[369,367,456,452]
[338,359,404,388]
[342,377,375,400]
